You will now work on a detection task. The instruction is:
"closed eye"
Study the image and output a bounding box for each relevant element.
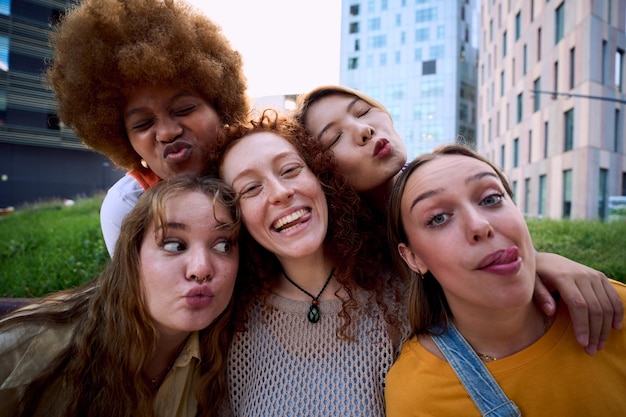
[174,105,196,116]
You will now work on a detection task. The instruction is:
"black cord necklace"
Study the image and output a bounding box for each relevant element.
[282,268,335,323]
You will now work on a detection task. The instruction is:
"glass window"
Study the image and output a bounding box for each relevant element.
[430,45,444,60]
[0,35,8,72]
[517,92,523,123]
[437,25,445,39]
[513,138,519,167]
[415,8,437,23]
[503,31,507,57]
[543,122,549,159]
[616,49,624,92]
[538,174,547,216]
[349,4,360,16]
[367,18,381,31]
[602,40,608,85]
[524,178,531,215]
[569,47,575,89]
[564,108,574,151]
[533,77,541,112]
[349,22,360,34]
[415,28,429,42]
[555,3,564,44]
[348,57,358,70]
[368,35,387,48]
[422,60,436,75]
[615,109,622,152]
[515,12,521,40]
[537,27,542,60]
[599,168,608,220]
[414,48,422,61]
[563,169,572,219]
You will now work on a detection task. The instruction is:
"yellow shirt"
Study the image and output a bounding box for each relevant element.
[0,321,201,417]
[385,280,626,417]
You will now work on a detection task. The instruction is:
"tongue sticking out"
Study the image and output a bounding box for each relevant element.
[493,246,519,265]
[274,209,310,232]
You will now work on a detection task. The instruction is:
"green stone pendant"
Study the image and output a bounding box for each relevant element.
[308,304,320,323]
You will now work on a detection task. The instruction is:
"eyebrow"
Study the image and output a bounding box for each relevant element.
[229,150,295,185]
[408,171,498,211]
[315,97,361,140]
[124,91,195,119]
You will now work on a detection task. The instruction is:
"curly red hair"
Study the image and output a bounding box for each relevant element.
[208,110,404,339]
[45,0,249,171]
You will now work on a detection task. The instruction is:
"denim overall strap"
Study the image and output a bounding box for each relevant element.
[431,323,521,417]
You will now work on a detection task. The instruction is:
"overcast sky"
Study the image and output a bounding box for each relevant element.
[188,0,342,98]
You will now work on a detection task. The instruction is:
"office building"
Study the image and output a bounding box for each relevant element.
[0,0,123,209]
[339,0,479,158]
[478,0,626,220]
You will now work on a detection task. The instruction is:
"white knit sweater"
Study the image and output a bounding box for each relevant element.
[225,289,408,417]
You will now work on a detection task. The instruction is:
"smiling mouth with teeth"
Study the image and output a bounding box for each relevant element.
[273,208,310,232]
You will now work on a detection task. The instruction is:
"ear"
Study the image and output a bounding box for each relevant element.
[398,243,427,275]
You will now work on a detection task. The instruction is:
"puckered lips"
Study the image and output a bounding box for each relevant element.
[184,284,214,308]
[476,246,522,275]
[373,138,392,158]
[273,208,311,233]
[163,140,192,160]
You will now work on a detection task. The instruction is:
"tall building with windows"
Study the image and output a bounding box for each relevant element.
[478,0,626,220]
[0,0,123,209]
[340,0,479,157]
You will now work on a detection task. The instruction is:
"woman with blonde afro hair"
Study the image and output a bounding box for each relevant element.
[46,0,249,255]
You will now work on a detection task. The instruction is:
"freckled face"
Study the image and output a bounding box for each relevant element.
[398,155,536,312]
[140,191,239,338]
[123,85,220,179]
[303,94,407,193]
[219,132,328,264]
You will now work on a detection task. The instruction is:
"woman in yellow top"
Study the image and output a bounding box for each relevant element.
[385,144,626,416]
[0,176,241,417]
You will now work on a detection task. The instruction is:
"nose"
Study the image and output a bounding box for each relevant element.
[186,247,214,283]
[156,116,183,143]
[465,208,494,243]
[354,123,374,145]
[267,177,294,204]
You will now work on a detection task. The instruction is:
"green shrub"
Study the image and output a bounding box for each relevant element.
[527,219,626,282]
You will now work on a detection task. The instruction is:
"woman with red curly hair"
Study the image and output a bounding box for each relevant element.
[210,110,408,416]
[45,0,249,255]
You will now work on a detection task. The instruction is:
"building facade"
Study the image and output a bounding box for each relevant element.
[0,0,123,209]
[478,0,626,220]
[339,0,479,158]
